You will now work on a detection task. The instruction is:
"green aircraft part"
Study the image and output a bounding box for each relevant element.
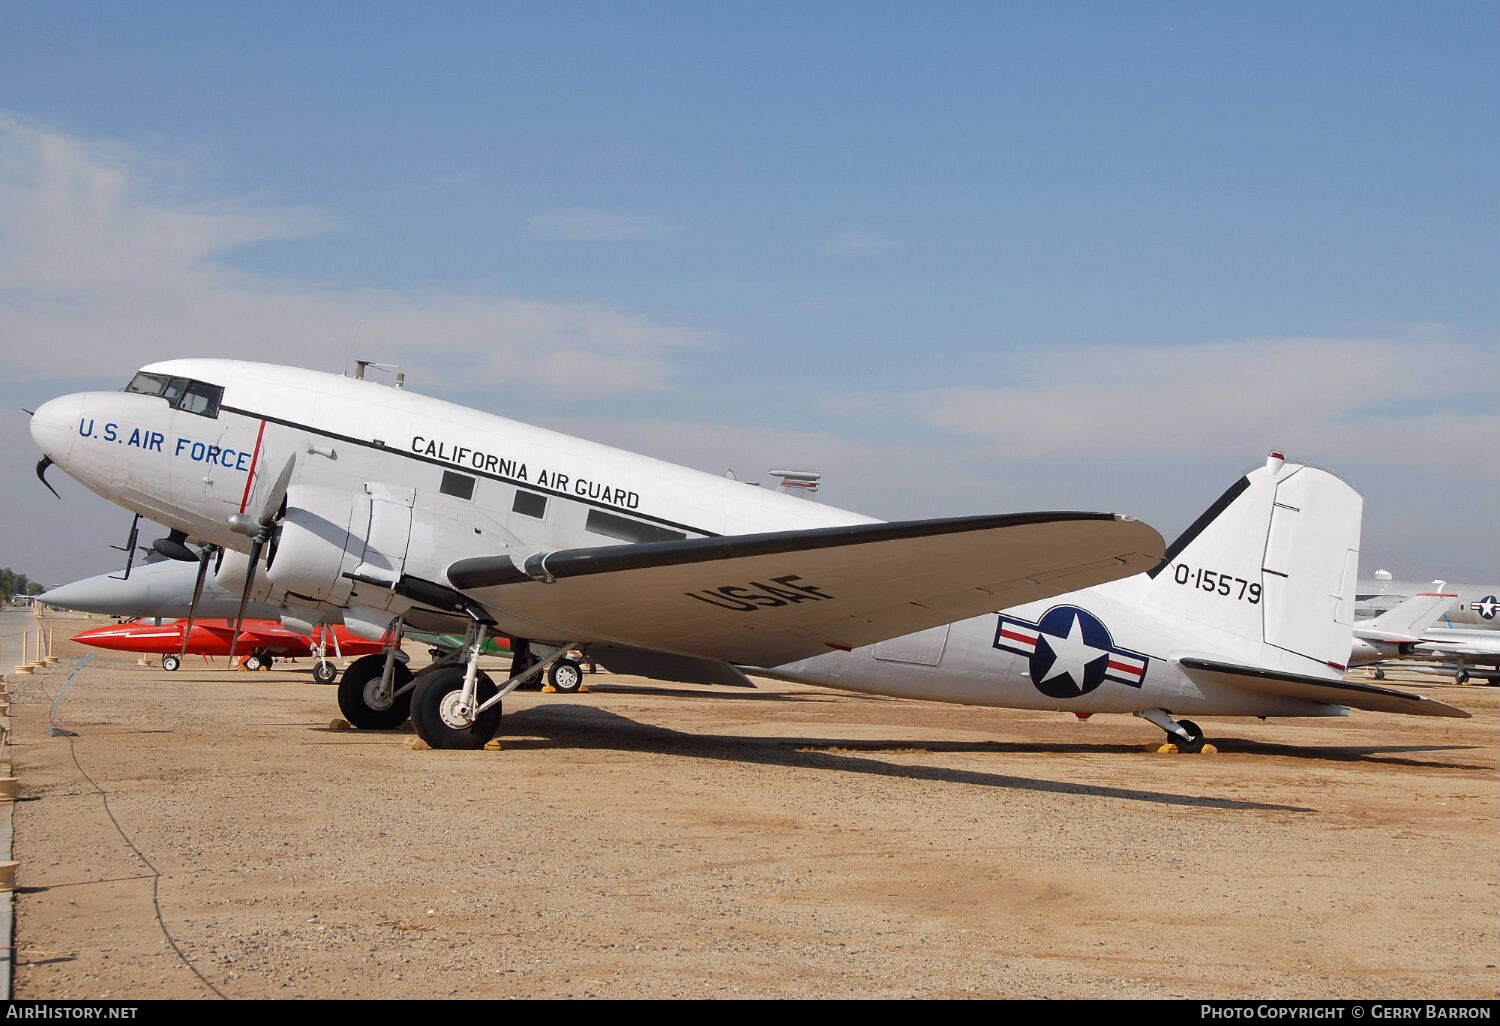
[406,630,513,656]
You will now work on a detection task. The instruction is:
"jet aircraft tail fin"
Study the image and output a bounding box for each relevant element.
[1354,588,1455,644]
[1130,453,1363,674]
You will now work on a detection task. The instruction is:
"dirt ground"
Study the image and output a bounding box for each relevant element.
[6,611,1497,999]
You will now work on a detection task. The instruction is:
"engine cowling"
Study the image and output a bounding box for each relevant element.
[264,484,361,605]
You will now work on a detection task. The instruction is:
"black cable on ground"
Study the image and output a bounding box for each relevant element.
[64,738,226,999]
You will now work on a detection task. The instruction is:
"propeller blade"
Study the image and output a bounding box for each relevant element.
[178,546,214,659]
[255,455,296,526]
[226,453,293,663]
[227,537,264,665]
[35,455,60,499]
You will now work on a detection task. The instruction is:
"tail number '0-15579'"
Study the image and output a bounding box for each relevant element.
[1171,564,1262,604]
[685,574,834,612]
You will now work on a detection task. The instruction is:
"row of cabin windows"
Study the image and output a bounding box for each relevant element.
[124,372,224,418]
[439,471,685,543]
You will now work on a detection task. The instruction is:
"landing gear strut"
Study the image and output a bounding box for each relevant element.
[337,624,415,729]
[409,626,582,750]
[1135,709,1209,753]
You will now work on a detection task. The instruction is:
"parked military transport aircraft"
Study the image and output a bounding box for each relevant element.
[29,359,1466,750]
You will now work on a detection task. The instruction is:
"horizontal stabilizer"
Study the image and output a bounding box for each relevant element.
[1179,656,1469,719]
[447,511,1164,667]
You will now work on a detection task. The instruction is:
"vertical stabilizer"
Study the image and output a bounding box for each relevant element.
[1134,454,1363,672]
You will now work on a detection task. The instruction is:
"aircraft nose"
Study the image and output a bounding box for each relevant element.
[30,393,82,463]
[38,577,127,616]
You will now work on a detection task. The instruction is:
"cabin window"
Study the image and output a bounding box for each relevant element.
[585,509,685,544]
[440,471,475,500]
[512,490,547,519]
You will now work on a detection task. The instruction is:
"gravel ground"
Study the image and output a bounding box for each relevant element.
[7,613,1497,999]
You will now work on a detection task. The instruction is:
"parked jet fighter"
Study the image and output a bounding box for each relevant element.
[40,553,281,621]
[29,359,1466,751]
[1357,574,1500,630]
[72,618,388,678]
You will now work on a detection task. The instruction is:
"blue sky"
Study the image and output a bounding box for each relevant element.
[1,1,1496,582]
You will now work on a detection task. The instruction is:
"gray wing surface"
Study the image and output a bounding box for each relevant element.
[444,511,1164,666]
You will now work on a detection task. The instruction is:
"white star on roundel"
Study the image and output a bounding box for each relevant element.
[1037,612,1111,691]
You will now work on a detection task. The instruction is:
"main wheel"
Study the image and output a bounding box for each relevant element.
[1373,667,1386,680]
[410,665,502,750]
[548,659,584,694]
[161,654,181,672]
[244,654,264,671]
[312,659,338,685]
[337,653,415,729]
[1456,670,1471,684]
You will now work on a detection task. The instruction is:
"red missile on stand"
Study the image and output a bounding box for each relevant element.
[73,619,390,677]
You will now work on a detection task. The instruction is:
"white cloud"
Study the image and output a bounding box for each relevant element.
[819,228,898,257]
[879,336,1498,475]
[525,208,674,241]
[0,114,704,392]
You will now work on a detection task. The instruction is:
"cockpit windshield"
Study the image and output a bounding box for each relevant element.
[125,371,171,396]
[123,371,224,418]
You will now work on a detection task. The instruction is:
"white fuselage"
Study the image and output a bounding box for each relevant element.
[31,359,1346,720]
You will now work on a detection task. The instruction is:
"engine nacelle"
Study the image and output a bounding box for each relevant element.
[264,485,360,605]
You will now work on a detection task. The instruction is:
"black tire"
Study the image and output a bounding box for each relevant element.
[243,654,263,671]
[1455,670,1470,684]
[312,660,338,685]
[261,655,275,670]
[337,653,415,729]
[161,654,181,672]
[1175,719,1205,753]
[410,665,502,749]
[548,659,584,694]
[1373,668,1386,680]
[516,654,545,691]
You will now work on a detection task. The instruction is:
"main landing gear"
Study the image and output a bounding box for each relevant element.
[1135,709,1211,754]
[337,631,415,729]
[408,628,582,750]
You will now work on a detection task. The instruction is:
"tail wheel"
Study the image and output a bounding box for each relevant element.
[1173,719,1207,753]
[161,654,181,672]
[312,660,338,685]
[337,653,415,729]
[548,659,584,694]
[410,665,502,749]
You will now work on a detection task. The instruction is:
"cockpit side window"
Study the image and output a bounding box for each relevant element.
[178,380,223,418]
